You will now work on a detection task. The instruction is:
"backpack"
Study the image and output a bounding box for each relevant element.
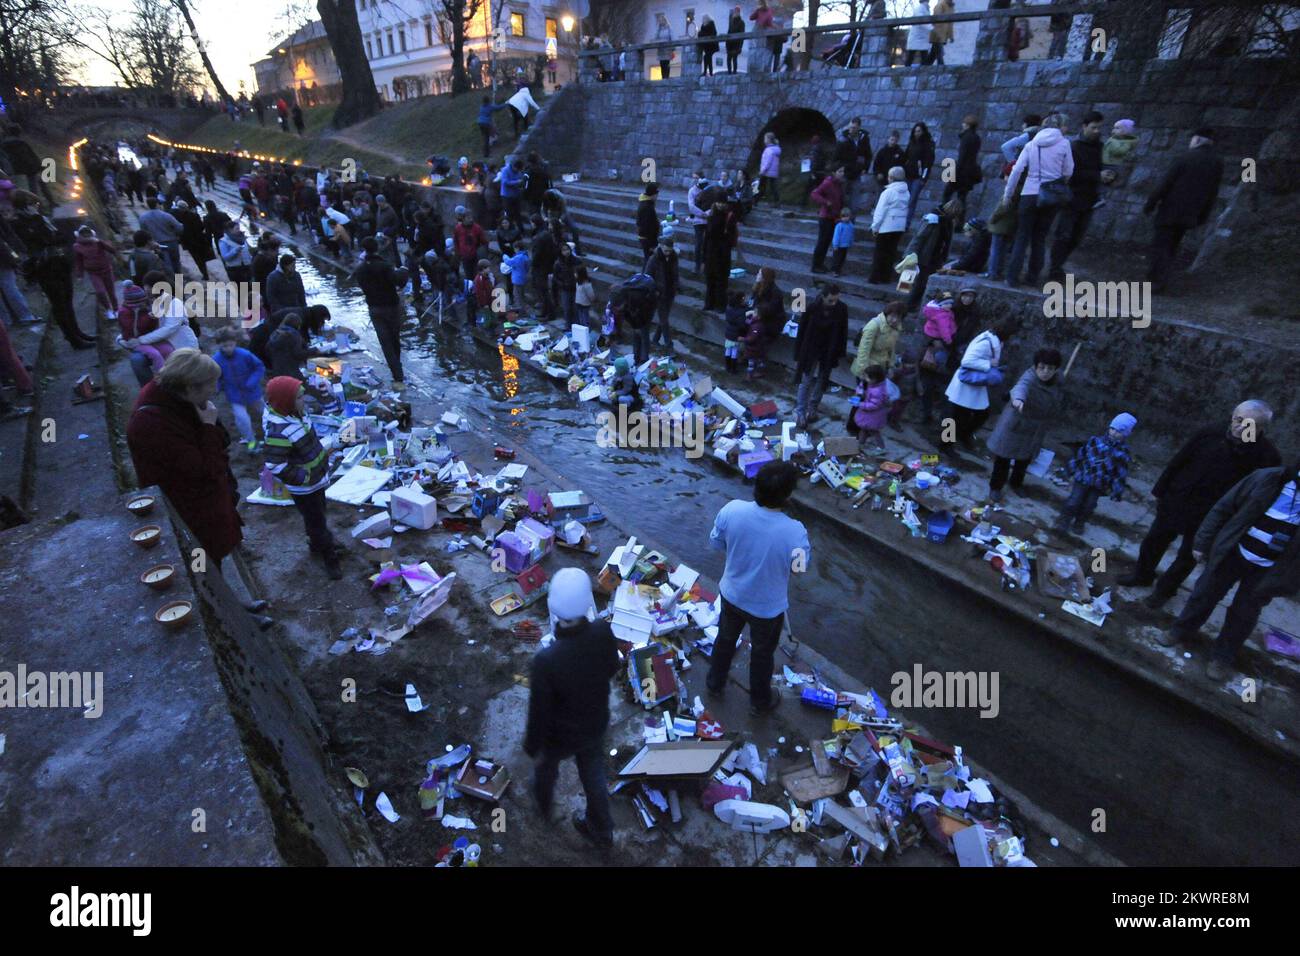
[611,273,658,329]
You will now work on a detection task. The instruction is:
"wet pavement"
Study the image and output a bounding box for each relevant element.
[215,213,1300,867]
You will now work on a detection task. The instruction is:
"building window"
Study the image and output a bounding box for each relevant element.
[510,10,525,36]
[386,31,394,55]
[399,27,407,51]
[684,9,696,37]
[425,20,433,45]
[365,39,373,58]
[546,17,557,39]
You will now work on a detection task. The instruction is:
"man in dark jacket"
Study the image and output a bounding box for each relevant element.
[636,182,660,262]
[792,284,848,427]
[943,115,983,206]
[522,152,551,214]
[353,237,409,386]
[251,234,282,306]
[1048,110,1113,281]
[524,568,620,850]
[173,201,212,280]
[1159,461,1300,680]
[267,312,312,379]
[645,235,680,351]
[834,119,872,210]
[530,224,561,322]
[1144,127,1223,292]
[265,254,307,315]
[1122,401,1280,607]
[872,131,906,188]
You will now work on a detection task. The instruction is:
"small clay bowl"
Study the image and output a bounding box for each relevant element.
[140,563,176,590]
[154,600,193,628]
[126,494,156,516]
[131,524,162,549]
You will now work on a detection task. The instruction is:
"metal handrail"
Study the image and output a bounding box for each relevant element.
[576,3,1088,59]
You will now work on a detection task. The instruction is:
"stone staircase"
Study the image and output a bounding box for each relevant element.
[556,178,908,382]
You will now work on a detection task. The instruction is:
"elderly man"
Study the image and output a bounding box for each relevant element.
[1159,458,1300,680]
[524,568,620,851]
[1121,401,1280,608]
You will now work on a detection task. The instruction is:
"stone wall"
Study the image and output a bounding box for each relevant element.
[923,274,1300,460]
[536,54,1295,241]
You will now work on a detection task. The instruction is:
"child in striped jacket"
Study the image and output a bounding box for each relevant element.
[263,375,343,579]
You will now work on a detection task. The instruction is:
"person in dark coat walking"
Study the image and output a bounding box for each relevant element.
[903,121,936,229]
[10,193,96,348]
[984,349,1063,501]
[266,312,312,379]
[703,201,739,311]
[264,254,307,315]
[1143,127,1223,292]
[524,568,621,850]
[792,284,848,427]
[725,6,746,73]
[943,115,983,206]
[636,182,660,262]
[174,201,212,280]
[645,235,680,350]
[353,237,409,386]
[1122,401,1281,608]
[1048,110,1115,281]
[1158,460,1300,680]
[126,349,244,565]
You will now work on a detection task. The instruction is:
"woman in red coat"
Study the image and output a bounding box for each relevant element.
[126,348,244,564]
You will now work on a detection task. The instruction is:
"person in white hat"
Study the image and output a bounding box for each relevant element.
[523,567,620,850]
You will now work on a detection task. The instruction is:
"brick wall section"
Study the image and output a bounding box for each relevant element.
[534,57,1295,241]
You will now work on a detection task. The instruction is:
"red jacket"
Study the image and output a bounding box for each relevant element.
[810,175,844,220]
[473,272,494,307]
[454,221,486,259]
[126,380,244,562]
[117,303,159,339]
[73,237,116,276]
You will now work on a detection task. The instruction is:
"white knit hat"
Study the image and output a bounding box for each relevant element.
[548,567,595,628]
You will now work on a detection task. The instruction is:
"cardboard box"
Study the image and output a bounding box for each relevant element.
[953,823,994,867]
[618,736,738,780]
[389,485,438,530]
[820,435,860,459]
[455,757,511,802]
[748,399,779,419]
[351,511,393,539]
[738,449,775,479]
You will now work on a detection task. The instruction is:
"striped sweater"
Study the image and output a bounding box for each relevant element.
[262,408,331,494]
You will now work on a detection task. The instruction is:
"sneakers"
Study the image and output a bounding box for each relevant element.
[571,811,613,850]
[749,686,782,718]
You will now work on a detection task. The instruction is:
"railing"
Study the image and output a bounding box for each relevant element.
[576,3,1089,80]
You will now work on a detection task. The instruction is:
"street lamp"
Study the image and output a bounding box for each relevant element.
[560,14,574,32]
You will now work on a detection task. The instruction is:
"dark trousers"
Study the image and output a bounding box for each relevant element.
[479,123,493,157]
[706,596,784,707]
[812,217,835,270]
[1060,481,1102,522]
[183,243,211,279]
[869,231,901,284]
[533,740,613,840]
[651,294,674,347]
[830,247,848,273]
[726,47,741,72]
[630,323,651,365]
[1171,548,1272,664]
[989,455,1030,491]
[918,368,945,422]
[940,182,971,206]
[36,268,90,344]
[942,402,988,449]
[1048,206,1094,276]
[290,488,335,554]
[693,224,707,272]
[639,236,656,262]
[1006,194,1060,285]
[1148,223,1187,290]
[532,274,554,320]
[1134,506,1200,597]
[759,175,780,206]
[660,58,671,77]
[368,303,405,382]
[510,105,528,136]
[704,262,728,310]
[226,263,251,284]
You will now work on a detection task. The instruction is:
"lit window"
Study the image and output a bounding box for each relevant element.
[546,17,557,39]
[510,11,525,36]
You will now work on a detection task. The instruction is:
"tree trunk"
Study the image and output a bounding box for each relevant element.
[450,9,469,95]
[804,0,820,70]
[317,0,383,127]
[171,0,231,104]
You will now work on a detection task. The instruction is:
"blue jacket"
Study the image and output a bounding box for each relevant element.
[1066,433,1132,499]
[503,249,529,285]
[214,347,266,406]
[477,102,506,125]
[500,164,525,199]
[832,221,855,249]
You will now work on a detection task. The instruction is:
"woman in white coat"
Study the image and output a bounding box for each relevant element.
[942,318,1016,451]
[870,166,909,283]
[905,1,934,65]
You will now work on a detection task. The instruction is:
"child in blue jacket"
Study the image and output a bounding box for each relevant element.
[830,208,854,276]
[214,327,267,451]
[1055,412,1137,536]
[503,246,530,310]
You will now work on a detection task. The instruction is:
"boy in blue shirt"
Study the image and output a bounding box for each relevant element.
[830,208,854,276]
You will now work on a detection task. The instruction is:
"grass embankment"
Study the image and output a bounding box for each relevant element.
[182,90,543,182]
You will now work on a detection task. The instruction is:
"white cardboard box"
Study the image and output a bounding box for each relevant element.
[389,485,438,530]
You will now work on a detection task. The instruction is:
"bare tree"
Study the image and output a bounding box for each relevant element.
[0,0,78,115]
[169,0,233,103]
[317,0,383,126]
[426,0,485,95]
[81,0,202,101]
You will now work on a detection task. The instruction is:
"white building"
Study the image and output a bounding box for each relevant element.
[354,0,584,100]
